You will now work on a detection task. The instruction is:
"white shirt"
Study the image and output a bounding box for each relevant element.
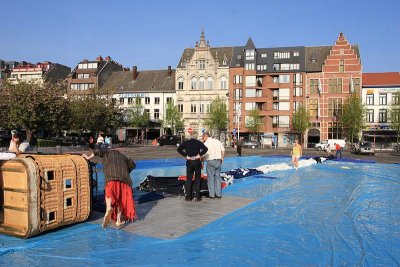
[204,137,225,160]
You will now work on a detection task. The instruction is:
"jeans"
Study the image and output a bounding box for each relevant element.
[185,160,202,199]
[335,148,343,158]
[206,159,222,197]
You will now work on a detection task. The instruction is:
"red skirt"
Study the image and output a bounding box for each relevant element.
[105,181,137,222]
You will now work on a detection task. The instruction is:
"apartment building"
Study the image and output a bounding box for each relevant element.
[101,66,175,141]
[176,31,233,137]
[362,72,400,145]
[0,60,19,82]
[229,33,362,147]
[67,56,123,95]
[8,61,70,84]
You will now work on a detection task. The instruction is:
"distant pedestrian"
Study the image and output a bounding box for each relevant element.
[290,139,302,170]
[97,132,105,145]
[335,143,342,158]
[237,137,243,156]
[177,130,208,201]
[202,133,225,199]
[88,135,95,150]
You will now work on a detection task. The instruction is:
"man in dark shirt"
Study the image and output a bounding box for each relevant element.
[177,131,208,201]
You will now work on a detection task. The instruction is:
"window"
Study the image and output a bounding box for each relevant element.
[293,87,303,97]
[293,73,302,85]
[206,103,211,113]
[77,73,89,79]
[272,116,278,128]
[274,51,290,59]
[199,60,206,69]
[279,102,290,111]
[245,102,256,111]
[293,101,303,111]
[308,99,318,117]
[245,50,255,60]
[367,109,374,123]
[379,94,387,105]
[293,51,299,57]
[328,78,342,93]
[220,76,227,89]
[233,75,242,84]
[237,55,242,60]
[234,88,242,100]
[278,75,290,84]
[328,98,343,117]
[261,53,267,58]
[144,97,149,105]
[366,94,374,105]
[245,63,255,70]
[328,122,343,139]
[191,103,197,113]
[154,109,160,120]
[278,116,290,127]
[207,77,213,89]
[135,97,141,105]
[379,109,387,122]
[351,78,360,93]
[273,103,279,111]
[178,104,183,113]
[191,77,197,89]
[245,76,256,86]
[166,97,173,104]
[119,98,125,105]
[155,97,160,105]
[392,94,400,105]
[200,103,205,113]
[199,77,205,89]
[278,88,290,100]
[339,60,344,73]
[178,77,184,90]
[280,63,300,70]
[273,64,280,71]
[246,89,256,97]
[128,97,133,105]
[257,64,267,71]
[144,109,150,118]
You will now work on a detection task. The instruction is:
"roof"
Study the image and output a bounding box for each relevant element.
[101,69,176,93]
[176,47,234,68]
[244,38,256,50]
[362,72,400,87]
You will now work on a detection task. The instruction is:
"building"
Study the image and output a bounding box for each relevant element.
[101,66,175,142]
[176,31,233,137]
[229,32,362,147]
[8,61,70,84]
[362,72,400,146]
[67,56,123,95]
[0,60,20,82]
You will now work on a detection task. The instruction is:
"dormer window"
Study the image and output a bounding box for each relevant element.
[245,50,255,60]
[199,60,206,69]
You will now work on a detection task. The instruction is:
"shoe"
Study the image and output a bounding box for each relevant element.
[115,220,126,229]
[185,196,192,201]
[215,196,221,199]
[194,196,202,202]
[102,208,112,229]
[209,196,215,199]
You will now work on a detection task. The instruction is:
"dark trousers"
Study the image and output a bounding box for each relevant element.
[237,145,242,156]
[185,160,202,198]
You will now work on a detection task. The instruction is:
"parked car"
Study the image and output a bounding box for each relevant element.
[158,135,181,146]
[243,140,259,149]
[356,141,375,155]
[314,139,346,151]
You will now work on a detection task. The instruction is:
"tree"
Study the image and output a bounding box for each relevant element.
[339,93,365,143]
[205,96,228,139]
[69,95,124,136]
[129,97,148,139]
[164,100,184,135]
[245,108,263,141]
[0,80,70,142]
[292,105,311,145]
[389,92,400,144]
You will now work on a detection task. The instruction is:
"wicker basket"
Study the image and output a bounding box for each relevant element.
[0,154,91,238]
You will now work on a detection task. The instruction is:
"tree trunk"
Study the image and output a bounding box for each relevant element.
[26,129,33,143]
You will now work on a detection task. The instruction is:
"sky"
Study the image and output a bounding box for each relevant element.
[1,0,399,73]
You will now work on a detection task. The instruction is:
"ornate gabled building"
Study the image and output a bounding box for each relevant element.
[176,31,233,137]
[229,32,362,147]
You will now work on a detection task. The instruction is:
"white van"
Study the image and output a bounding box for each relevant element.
[314,139,346,151]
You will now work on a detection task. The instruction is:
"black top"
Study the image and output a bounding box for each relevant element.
[177,138,208,158]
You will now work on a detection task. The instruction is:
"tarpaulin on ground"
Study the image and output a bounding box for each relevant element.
[0,157,399,266]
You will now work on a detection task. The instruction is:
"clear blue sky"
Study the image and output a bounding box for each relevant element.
[1,0,399,73]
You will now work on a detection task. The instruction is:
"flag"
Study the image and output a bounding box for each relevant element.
[317,78,322,94]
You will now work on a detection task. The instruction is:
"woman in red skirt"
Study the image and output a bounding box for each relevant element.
[83,147,137,228]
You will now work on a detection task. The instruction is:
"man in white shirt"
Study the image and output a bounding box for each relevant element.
[202,132,225,199]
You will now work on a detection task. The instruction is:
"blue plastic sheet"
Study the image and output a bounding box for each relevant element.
[1,157,399,266]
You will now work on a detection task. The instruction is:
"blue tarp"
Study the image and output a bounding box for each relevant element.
[1,157,399,266]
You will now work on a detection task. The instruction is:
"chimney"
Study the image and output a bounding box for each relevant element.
[105,56,111,61]
[168,65,172,77]
[132,66,138,80]
[96,55,103,61]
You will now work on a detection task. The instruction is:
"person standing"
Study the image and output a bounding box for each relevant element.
[83,148,136,228]
[335,143,342,158]
[325,143,332,157]
[177,130,208,201]
[202,133,225,199]
[290,139,302,170]
[237,137,243,157]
